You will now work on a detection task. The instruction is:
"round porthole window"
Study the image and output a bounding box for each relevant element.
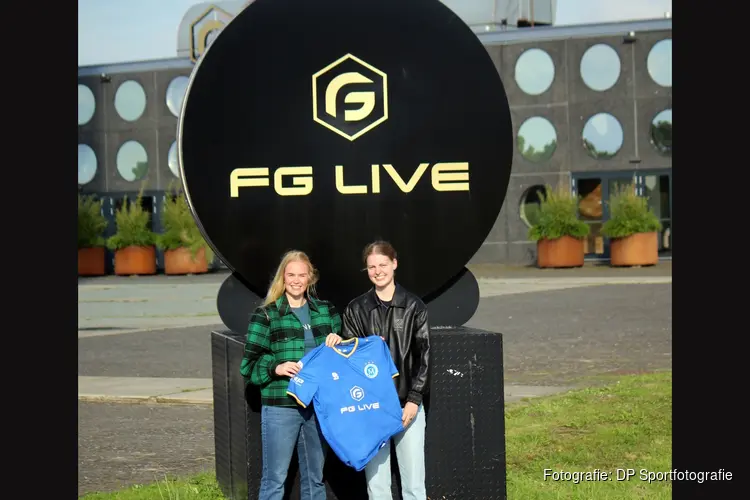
[650,109,672,155]
[116,141,149,181]
[78,144,97,184]
[514,48,555,96]
[78,85,96,125]
[166,76,190,117]
[168,141,180,178]
[115,80,147,122]
[647,39,672,87]
[582,113,623,159]
[580,44,621,91]
[519,185,547,227]
[517,117,557,162]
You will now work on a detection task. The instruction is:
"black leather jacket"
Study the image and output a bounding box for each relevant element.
[341,283,431,407]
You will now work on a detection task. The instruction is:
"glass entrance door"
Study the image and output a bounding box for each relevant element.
[575,177,606,258]
[571,171,671,260]
[636,172,672,258]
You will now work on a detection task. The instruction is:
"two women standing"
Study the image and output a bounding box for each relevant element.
[240,242,431,500]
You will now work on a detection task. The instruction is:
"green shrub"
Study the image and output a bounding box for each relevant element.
[156,183,215,261]
[528,184,590,241]
[78,194,108,249]
[106,189,157,251]
[601,183,662,239]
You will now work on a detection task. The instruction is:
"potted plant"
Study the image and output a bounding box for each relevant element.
[602,183,662,267]
[106,188,158,275]
[528,184,590,268]
[157,183,215,275]
[78,194,108,276]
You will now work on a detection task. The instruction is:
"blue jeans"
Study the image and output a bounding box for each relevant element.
[259,405,327,500]
[364,404,426,500]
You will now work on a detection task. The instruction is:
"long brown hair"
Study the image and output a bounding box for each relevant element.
[263,250,319,306]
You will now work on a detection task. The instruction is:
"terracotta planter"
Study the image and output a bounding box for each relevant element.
[78,247,105,276]
[164,247,209,275]
[537,236,585,268]
[609,232,659,267]
[114,246,156,276]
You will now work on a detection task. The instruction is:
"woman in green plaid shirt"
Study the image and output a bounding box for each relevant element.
[240,250,342,500]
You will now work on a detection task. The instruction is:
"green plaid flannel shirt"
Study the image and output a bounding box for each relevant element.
[240,294,342,407]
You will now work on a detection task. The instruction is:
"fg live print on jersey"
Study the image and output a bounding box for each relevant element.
[287,336,404,471]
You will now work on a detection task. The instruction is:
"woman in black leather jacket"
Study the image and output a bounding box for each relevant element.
[326,240,430,500]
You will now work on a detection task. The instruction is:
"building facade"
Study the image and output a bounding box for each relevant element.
[475,18,672,264]
[77,16,671,271]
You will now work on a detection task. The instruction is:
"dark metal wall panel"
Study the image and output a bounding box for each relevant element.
[226,331,252,500]
[212,334,233,499]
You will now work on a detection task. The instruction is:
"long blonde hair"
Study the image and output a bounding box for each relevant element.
[263,250,320,306]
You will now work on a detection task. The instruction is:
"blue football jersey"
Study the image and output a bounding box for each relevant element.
[286,336,404,471]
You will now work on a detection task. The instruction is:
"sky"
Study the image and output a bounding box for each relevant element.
[78,0,673,67]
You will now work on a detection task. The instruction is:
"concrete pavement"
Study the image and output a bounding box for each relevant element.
[78,376,214,404]
[78,376,573,405]
[78,268,671,338]
[475,275,671,297]
[78,278,222,337]
[78,264,671,405]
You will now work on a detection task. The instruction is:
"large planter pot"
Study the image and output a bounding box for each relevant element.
[114,246,156,276]
[78,247,105,276]
[164,247,209,275]
[609,231,659,267]
[537,236,585,268]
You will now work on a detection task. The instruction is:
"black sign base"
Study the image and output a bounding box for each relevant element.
[422,267,480,327]
[211,327,506,500]
[216,267,480,335]
[216,273,264,337]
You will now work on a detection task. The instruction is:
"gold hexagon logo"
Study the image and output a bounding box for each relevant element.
[189,5,234,63]
[312,54,388,141]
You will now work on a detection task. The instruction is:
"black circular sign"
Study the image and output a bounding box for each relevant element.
[179,0,513,310]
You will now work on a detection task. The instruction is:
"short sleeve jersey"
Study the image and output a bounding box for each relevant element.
[286,336,404,471]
